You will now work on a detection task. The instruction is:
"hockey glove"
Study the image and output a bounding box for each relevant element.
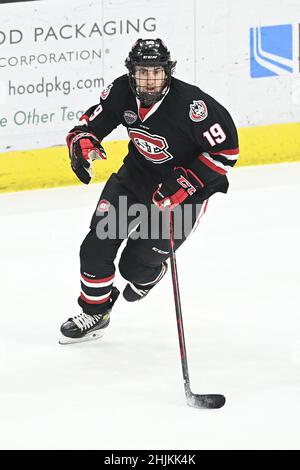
[152,167,204,210]
[67,131,107,184]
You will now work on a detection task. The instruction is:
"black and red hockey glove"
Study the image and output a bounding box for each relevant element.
[67,131,107,184]
[152,167,204,210]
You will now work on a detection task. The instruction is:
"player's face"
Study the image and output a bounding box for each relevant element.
[134,66,166,95]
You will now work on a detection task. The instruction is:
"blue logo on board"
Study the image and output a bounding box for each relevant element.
[250,24,294,78]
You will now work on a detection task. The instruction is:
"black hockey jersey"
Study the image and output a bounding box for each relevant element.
[70,74,239,203]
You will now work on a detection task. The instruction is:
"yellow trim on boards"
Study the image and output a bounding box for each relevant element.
[0,122,300,193]
[0,141,128,193]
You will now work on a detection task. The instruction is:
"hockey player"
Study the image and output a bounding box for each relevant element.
[59,38,239,344]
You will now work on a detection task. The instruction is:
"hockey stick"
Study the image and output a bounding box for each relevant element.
[168,207,225,409]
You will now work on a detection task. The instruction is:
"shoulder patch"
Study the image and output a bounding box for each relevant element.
[100,83,113,100]
[189,100,208,122]
[124,110,138,124]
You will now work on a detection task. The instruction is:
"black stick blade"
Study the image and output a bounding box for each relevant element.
[186,393,226,409]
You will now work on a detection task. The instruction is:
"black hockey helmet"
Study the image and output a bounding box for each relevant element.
[125,38,176,106]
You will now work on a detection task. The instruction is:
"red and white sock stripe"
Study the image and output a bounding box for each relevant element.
[80,273,114,305]
[80,273,115,288]
[80,291,112,305]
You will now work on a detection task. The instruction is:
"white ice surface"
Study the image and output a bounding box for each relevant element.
[0,163,300,450]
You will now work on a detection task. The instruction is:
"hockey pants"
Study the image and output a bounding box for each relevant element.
[78,173,206,314]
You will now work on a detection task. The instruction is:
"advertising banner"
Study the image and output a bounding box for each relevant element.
[0,0,194,151]
[193,0,300,127]
[1,0,300,166]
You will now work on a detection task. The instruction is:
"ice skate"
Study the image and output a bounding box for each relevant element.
[123,261,168,302]
[59,287,120,344]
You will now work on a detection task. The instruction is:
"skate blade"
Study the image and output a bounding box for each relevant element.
[59,329,106,345]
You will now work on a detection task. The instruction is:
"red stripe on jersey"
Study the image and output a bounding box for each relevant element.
[193,199,209,232]
[80,292,111,304]
[81,273,115,284]
[197,155,227,175]
[202,199,209,215]
[80,114,90,122]
[210,148,239,156]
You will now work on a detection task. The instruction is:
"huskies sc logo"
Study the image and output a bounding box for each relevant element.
[128,128,174,164]
[189,100,208,122]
